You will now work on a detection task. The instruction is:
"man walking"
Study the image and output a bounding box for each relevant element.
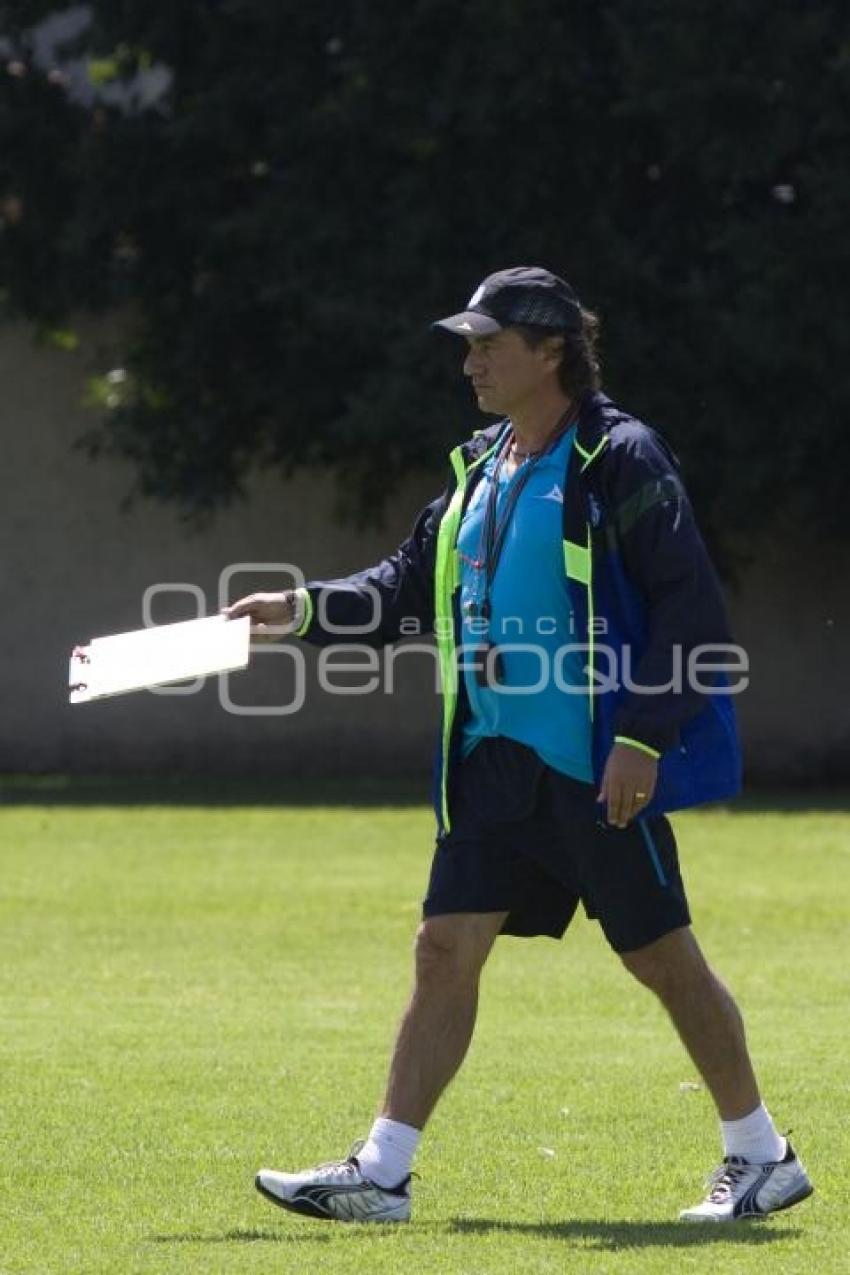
[225,267,812,1224]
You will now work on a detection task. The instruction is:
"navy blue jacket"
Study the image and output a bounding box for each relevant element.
[296,391,742,828]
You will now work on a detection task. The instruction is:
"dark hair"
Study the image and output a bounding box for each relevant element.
[514,308,602,398]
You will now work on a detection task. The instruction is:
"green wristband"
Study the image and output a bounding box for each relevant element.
[614,734,661,760]
[293,588,313,638]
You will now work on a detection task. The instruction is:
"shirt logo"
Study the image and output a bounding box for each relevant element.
[536,483,564,504]
[588,493,602,526]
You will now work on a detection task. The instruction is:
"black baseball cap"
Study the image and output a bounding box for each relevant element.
[433,266,583,336]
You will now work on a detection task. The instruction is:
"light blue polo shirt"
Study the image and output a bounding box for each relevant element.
[457,425,593,783]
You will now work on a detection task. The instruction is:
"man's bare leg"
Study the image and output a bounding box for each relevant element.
[381,911,509,1127]
[623,926,815,1221]
[255,911,508,1218]
[620,925,760,1119]
[343,911,507,1191]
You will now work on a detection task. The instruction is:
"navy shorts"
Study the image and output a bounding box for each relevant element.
[423,736,691,953]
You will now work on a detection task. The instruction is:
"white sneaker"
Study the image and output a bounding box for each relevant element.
[255,1142,411,1223]
[679,1141,813,1222]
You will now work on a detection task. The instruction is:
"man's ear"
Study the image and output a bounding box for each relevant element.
[541,335,565,369]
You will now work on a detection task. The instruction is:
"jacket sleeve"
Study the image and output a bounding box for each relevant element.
[605,426,734,753]
[293,489,449,649]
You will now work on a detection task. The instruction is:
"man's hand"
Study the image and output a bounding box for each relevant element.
[597,742,659,828]
[221,590,298,643]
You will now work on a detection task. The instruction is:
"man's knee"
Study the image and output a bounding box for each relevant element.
[620,926,708,997]
[413,914,503,987]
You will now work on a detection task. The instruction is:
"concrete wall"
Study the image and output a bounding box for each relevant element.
[1,319,848,783]
[725,536,850,782]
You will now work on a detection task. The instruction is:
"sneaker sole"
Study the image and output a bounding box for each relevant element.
[679,1181,815,1223]
[769,1182,815,1215]
[255,1175,328,1220]
[254,1174,410,1223]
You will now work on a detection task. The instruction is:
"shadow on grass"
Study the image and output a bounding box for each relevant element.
[3,773,850,811]
[149,1228,331,1244]
[149,1224,426,1244]
[451,1216,803,1249]
[149,1216,806,1249]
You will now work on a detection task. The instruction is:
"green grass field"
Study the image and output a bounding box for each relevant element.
[1,784,848,1274]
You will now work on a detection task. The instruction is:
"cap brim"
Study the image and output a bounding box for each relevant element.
[432,310,502,336]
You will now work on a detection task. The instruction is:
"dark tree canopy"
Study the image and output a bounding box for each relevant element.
[1,1,848,547]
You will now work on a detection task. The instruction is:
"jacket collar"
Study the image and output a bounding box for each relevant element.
[575,390,613,461]
[460,421,505,464]
[460,389,616,470]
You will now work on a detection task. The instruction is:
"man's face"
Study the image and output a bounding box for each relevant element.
[462,328,563,416]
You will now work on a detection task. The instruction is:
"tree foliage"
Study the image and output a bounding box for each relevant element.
[1,1,848,544]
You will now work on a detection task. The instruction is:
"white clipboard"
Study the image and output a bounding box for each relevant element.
[68,615,250,703]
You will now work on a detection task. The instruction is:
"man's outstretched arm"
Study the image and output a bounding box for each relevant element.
[223,490,449,649]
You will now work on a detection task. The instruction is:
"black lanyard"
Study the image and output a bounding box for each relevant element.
[473,407,578,623]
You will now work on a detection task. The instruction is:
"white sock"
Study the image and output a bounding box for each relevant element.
[355,1117,421,1188]
[721,1102,785,1165]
